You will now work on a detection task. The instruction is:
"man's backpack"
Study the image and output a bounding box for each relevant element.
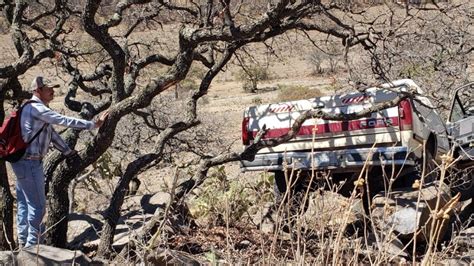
[0,101,45,162]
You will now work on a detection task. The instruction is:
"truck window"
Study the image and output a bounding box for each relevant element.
[450,97,465,123]
[449,85,473,122]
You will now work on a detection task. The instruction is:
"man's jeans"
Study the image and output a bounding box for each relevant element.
[11,159,45,247]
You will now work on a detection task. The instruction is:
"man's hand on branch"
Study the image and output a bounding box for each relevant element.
[95,111,110,128]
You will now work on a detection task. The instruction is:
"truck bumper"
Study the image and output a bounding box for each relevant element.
[240,146,415,172]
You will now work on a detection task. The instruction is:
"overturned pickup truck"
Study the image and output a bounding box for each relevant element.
[241,80,449,179]
[240,79,472,200]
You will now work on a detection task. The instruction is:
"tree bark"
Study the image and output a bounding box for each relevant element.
[0,162,15,250]
[45,124,117,247]
[0,81,15,250]
[96,120,198,257]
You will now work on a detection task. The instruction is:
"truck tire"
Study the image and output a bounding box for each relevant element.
[420,150,437,183]
[400,147,438,188]
[273,170,310,213]
[273,170,287,205]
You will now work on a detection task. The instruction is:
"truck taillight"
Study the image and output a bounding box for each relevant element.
[398,99,413,130]
[242,117,252,145]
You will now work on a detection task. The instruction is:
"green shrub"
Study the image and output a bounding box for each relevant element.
[252,97,264,105]
[277,85,324,102]
[83,151,122,194]
[188,65,207,80]
[179,79,198,91]
[188,168,275,227]
[251,172,274,204]
[399,63,435,79]
[235,64,271,93]
[189,166,252,227]
[94,151,122,180]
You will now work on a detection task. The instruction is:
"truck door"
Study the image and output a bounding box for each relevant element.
[448,82,474,163]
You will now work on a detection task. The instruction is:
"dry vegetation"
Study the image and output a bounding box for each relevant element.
[0,0,472,264]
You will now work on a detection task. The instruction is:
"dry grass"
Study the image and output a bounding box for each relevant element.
[277,84,325,102]
[106,136,472,265]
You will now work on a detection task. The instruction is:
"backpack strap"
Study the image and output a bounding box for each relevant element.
[26,123,47,145]
[21,100,48,145]
[20,100,38,109]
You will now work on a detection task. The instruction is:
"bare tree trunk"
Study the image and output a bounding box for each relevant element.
[68,169,94,214]
[0,83,15,250]
[97,119,198,257]
[0,163,15,250]
[96,156,153,257]
[45,176,71,247]
[97,45,236,257]
[45,129,116,248]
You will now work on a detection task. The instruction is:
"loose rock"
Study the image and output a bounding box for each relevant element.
[0,245,92,265]
[371,182,453,242]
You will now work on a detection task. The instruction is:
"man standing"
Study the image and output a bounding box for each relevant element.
[10,75,108,248]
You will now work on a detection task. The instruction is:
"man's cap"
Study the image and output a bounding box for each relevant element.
[30,76,60,91]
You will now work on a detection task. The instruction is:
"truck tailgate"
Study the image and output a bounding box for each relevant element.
[245,94,401,153]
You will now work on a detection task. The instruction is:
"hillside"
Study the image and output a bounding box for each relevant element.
[0,0,472,264]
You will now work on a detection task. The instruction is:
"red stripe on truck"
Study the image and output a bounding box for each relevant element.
[269,104,295,113]
[341,95,371,104]
[242,117,251,145]
[398,99,413,130]
[251,117,400,139]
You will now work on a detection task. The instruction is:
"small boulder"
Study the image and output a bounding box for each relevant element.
[85,213,153,250]
[147,192,171,208]
[15,245,91,265]
[122,195,143,212]
[371,182,453,242]
[251,202,276,234]
[0,251,14,265]
[364,232,409,259]
[68,213,103,248]
[140,192,171,214]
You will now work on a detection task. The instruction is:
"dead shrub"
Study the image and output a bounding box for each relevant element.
[307,50,324,75]
[306,42,342,76]
[277,85,324,102]
[0,17,9,34]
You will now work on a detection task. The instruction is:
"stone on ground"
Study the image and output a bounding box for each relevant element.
[0,245,91,265]
[371,182,453,242]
